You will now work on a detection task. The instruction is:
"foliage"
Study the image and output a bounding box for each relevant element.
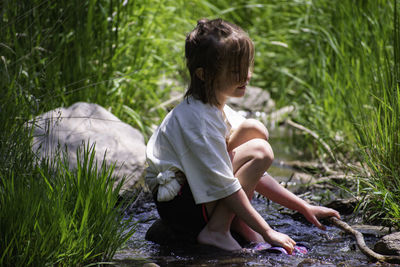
[0,1,135,265]
[1,1,400,265]
[344,1,400,228]
[0,141,135,266]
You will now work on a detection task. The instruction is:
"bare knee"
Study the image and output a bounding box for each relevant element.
[233,138,274,194]
[239,119,269,141]
[227,119,269,151]
[251,139,274,169]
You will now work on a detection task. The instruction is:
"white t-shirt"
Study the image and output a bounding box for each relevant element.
[146,96,245,204]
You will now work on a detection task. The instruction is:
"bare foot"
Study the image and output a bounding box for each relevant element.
[197,225,242,251]
[231,217,264,243]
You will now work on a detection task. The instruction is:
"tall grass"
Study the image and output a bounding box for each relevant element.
[1,0,122,110]
[0,1,230,265]
[294,1,395,160]
[281,0,400,228]
[197,0,400,227]
[0,144,135,266]
[246,0,399,227]
[1,0,399,264]
[343,2,400,228]
[0,1,136,265]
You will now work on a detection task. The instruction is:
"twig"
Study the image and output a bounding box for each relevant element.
[149,93,184,112]
[286,119,335,161]
[129,189,145,209]
[277,160,340,177]
[329,217,400,263]
[267,105,295,124]
[317,174,355,183]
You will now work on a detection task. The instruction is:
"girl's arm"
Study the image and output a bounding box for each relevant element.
[255,173,340,230]
[221,188,296,253]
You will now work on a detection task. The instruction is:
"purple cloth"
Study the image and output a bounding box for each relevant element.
[252,242,308,255]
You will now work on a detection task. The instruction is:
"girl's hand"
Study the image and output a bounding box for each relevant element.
[264,229,296,254]
[302,204,340,230]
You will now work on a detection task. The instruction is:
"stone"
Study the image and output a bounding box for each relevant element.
[145,219,197,245]
[326,198,359,215]
[374,232,400,256]
[30,102,146,194]
[227,86,275,112]
[351,225,390,237]
[145,218,248,247]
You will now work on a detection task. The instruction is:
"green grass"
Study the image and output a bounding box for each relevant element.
[0,139,136,266]
[1,0,400,265]
[342,2,400,228]
[280,0,400,228]
[0,1,138,265]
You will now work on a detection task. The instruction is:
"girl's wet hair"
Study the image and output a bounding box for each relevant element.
[184,18,254,106]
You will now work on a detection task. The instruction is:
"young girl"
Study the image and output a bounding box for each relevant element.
[145,18,340,254]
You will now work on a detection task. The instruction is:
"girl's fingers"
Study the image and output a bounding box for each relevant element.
[333,210,341,219]
[285,238,296,254]
[284,243,294,254]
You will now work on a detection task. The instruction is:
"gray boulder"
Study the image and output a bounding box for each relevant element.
[31,102,146,194]
[145,219,197,245]
[374,232,400,256]
[227,86,275,112]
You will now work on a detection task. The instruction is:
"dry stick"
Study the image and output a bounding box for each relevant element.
[328,217,400,263]
[286,119,335,161]
[285,120,399,262]
[279,160,337,175]
[149,93,184,112]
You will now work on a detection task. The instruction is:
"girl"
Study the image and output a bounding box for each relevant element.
[145,18,340,254]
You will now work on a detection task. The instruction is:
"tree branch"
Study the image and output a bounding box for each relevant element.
[329,217,400,263]
[286,119,335,161]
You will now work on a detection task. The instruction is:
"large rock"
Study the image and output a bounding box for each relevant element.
[227,86,275,112]
[146,218,247,247]
[31,102,146,194]
[374,232,400,256]
[145,219,197,245]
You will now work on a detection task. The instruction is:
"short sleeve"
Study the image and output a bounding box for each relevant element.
[179,119,241,204]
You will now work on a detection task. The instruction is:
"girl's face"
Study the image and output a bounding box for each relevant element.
[214,65,252,108]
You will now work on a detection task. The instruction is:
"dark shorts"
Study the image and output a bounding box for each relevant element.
[154,181,209,237]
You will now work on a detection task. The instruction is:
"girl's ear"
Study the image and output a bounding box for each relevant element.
[195,68,204,81]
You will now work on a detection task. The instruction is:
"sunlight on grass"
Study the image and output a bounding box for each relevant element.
[1,0,399,265]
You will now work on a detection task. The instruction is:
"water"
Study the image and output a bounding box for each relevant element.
[114,193,388,267]
[113,126,392,267]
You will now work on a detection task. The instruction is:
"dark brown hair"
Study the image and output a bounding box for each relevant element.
[184,18,254,106]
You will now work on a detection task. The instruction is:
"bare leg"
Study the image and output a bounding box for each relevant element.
[230,139,274,243]
[197,138,274,248]
[229,119,272,243]
[227,118,269,151]
[197,200,241,251]
[197,119,273,250]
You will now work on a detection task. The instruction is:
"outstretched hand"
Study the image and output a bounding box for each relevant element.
[302,204,340,230]
[264,228,296,254]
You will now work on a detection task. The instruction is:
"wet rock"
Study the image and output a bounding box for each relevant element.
[351,225,390,237]
[297,258,329,266]
[325,198,359,215]
[143,263,160,267]
[292,172,316,184]
[145,219,197,245]
[30,102,146,194]
[374,232,400,256]
[227,86,275,112]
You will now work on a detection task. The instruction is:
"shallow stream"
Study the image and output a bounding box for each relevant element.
[113,126,393,267]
